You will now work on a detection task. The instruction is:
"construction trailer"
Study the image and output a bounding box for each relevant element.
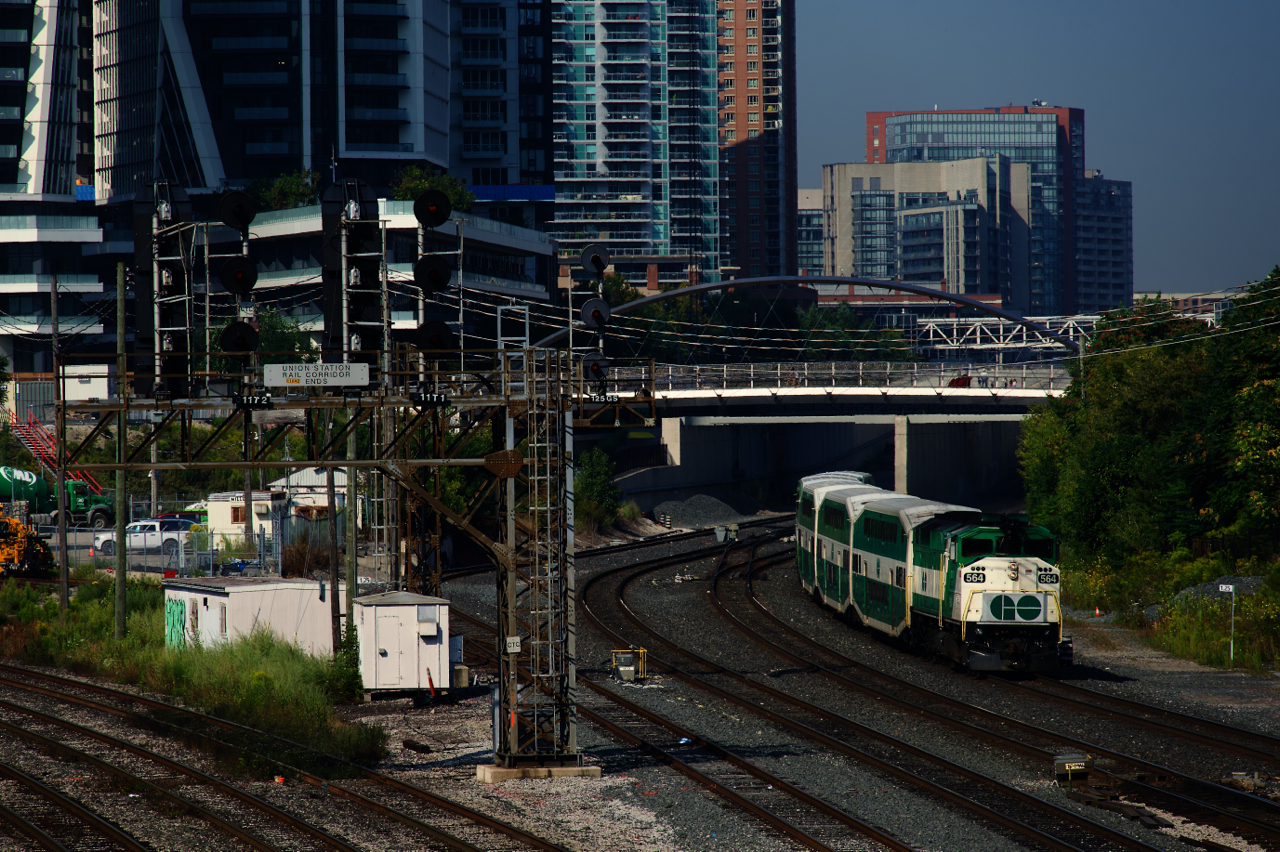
[161,576,349,654]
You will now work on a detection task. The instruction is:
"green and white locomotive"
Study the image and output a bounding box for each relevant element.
[795,472,1069,672]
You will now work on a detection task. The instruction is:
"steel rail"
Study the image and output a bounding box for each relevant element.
[0,702,292,852]
[723,551,1280,848]
[1014,676,1280,762]
[0,797,66,852]
[0,760,150,852]
[0,664,569,852]
[581,541,1162,852]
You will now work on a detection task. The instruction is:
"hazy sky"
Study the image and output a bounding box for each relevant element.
[795,0,1280,295]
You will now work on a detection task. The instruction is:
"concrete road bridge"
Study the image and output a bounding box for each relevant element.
[600,361,1073,513]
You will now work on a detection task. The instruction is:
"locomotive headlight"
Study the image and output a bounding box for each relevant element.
[1008,567,1019,581]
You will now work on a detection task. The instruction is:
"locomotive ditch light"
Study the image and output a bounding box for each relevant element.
[220,256,258,297]
[579,243,610,275]
[582,353,610,383]
[414,320,457,351]
[413,255,453,293]
[413,189,452,228]
[217,190,257,233]
[219,320,259,355]
[580,298,611,330]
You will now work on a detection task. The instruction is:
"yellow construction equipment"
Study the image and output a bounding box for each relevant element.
[0,506,53,578]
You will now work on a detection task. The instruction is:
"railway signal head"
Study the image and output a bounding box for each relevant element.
[580,243,610,276]
[217,190,257,233]
[580,298,611,330]
[582,353,610,383]
[219,256,258,298]
[414,189,452,228]
[413,255,453,294]
[414,320,457,351]
[220,320,259,355]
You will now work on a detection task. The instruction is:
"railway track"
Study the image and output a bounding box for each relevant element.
[0,662,571,852]
[716,545,1280,851]
[576,536,1182,852]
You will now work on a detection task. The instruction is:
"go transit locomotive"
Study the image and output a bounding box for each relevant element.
[795,472,1069,672]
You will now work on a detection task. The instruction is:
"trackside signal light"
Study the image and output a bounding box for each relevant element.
[413,255,453,293]
[579,243,610,275]
[414,320,457,351]
[217,190,257,232]
[581,298,610,330]
[220,256,258,297]
[582,353,610,382]
[220,320,259,354]
[414,189,452,228]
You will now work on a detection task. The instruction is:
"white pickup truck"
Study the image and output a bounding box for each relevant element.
[93,518,194,558]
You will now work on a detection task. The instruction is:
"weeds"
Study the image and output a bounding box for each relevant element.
[0,575,386,768]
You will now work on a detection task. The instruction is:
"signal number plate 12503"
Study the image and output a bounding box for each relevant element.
[1037,573,1060,585]
[963,572,986,584]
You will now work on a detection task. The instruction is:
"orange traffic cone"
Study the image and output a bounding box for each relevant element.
[1094,606,1101,617]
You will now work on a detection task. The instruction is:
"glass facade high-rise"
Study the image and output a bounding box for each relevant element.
[796,188,821,277]
[549,1,719,286]
[94,0,451,203]
[868,105,1097,314]
[716,0,796,278]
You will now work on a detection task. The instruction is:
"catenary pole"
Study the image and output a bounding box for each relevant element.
[52,273,68,610]
[115,263,127,638]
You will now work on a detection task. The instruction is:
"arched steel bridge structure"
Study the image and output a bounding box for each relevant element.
[533,274,1082,354]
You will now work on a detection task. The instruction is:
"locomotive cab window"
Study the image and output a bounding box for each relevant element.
[960,537,993,558]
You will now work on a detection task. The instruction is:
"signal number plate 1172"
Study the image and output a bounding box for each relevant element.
[233,395,273,411]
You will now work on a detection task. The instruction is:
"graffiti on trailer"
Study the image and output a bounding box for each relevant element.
[165,598,187,648]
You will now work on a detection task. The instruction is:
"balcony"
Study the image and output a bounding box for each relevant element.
[605,131,648,141]
[191,1,299,12]
[460,144,505,158]
[604,112,646,122]
[461,114,505,127]
[602,53,649,63]
[346,37,407,52]
[346,73,408,87]
[604,70,646,82]
[225,71,289,85]
[235,107,289,120]
[212,36,289,50]
[460,81,505,94]
[460,49,505,65]
[347,2,408,16]
[245,142,297,155]
[347,107,409,122]
[602,91,646,101]
[347,141,414,152]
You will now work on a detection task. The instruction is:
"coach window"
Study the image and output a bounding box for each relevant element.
[842,550,850,573]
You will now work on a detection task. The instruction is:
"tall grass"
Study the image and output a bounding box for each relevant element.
[1151,589,1280,672]
[0,569,386,770]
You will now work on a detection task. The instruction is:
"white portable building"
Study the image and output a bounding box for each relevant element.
[354,592,452,696]
[162,576,348,655]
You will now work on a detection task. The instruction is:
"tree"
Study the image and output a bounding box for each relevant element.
[390,166,474,212]
[250,170,320,211]
[575,447,620,528]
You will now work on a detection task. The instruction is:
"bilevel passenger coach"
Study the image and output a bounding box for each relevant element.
[795,472,1071,672]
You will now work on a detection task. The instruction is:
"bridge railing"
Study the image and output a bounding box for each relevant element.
[610,362,1068,393]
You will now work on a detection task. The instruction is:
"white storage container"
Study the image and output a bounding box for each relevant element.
[354,592,452,697]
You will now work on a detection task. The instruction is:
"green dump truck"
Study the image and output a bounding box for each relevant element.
[0,466,114,529]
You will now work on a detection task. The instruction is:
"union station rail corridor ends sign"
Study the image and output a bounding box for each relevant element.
[264,363,370,388]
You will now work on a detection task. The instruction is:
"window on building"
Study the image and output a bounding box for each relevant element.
[722,62,734,72]
[750,247,761,259]
[748,146,759,156]
[722,9,734,20]
[746,8,757,19]
[231,506,245,524]
[747,162,759,173]
[724,129,735,140]
[747,95,758,106]
[749,230,760,242]
[722,77,734,88]
[748,129,759,138]
[747,61,757,71]
[748,112,759,123]
[723,112,734,123]
[746,44,757,54]
[747,78,758,88]
[722,28,733,38]
[749,213,760,225]
[722,95,735,106]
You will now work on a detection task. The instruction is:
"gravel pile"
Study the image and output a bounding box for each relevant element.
[1173,574,1269,604]
[652,494,765,528]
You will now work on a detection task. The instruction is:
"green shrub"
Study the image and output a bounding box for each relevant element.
[576,447,620,528]
[1151,588,1280,671]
